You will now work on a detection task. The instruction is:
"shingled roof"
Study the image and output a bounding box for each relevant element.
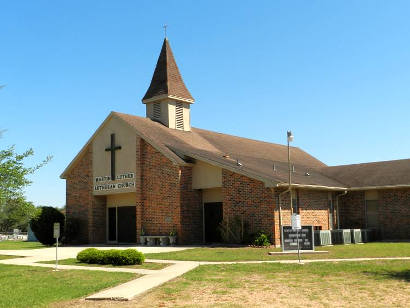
[320,159,410,188]
[142,38,194,103]
[61,112,410,190]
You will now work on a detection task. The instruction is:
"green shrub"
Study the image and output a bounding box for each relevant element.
[253,232,270,247]
[30,207,65,246]
[119,249,145,265]
[77,248,103,264]
[76,248,145,266]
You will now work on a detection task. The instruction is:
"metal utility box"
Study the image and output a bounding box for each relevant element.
[314,230,332,246]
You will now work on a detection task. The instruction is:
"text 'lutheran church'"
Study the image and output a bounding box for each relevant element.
[61,38,410,245]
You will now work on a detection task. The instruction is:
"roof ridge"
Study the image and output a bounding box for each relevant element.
[326,157,410,168]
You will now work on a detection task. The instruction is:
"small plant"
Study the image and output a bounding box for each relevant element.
[253,232,270,247]
[169,230,176,236]
[76,248,145,265]
[141,228,145,236]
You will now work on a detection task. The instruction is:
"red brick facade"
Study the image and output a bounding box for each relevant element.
[65,146,106,243]
[222,170,276,242]
[65,140,409,245]
[339,191,366,229]
[379,189,410,239]
[139,140,202,244]
[273,189,333,245]
[339,189,410,239]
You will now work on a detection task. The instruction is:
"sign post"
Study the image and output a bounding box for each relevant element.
[291,214,302,263]
[53,223,60,271]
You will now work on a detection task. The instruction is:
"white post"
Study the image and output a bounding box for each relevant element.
[53,222,60,272]
[55,237,58,271]
[296,229,301,263]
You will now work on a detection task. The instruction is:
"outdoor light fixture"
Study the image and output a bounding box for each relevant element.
[287,130,294,143]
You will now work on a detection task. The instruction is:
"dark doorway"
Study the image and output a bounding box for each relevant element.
[108,207,117,242]
[107,206,136,243]
[117,206,136,243]
[204,202,223,243]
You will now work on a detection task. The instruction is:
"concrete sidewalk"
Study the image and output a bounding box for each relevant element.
[86,261,199,300]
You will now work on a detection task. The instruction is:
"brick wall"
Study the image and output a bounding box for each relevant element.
[65,146,106,243]
[179,166,203,243]
[274,189,330,246]
[379,189,410,239]
[140,140,181,237]
[299,190,330,229]
[140,141,202,244]
[222,170,275,243]
[339,191,366,229]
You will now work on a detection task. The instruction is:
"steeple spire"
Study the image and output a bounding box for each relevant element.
[142,38,194,104]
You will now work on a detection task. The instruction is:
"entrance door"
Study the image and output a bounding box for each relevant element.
[204,202,223,243]
[108,207,117,242]
[107,206,136,243]
[118,206,136,243]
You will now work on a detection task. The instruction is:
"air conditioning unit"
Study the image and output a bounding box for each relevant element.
[361,229,376,242]
[351,229,363,243]
[331,229,352,244]
[314,230,332,246]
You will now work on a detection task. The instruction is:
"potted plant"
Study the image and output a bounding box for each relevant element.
[169,231,177,245]
[140,228,146,245]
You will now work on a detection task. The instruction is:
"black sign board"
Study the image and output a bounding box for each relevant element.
[282,226,314,251]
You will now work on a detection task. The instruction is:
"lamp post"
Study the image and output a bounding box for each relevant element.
[287,131,294,215]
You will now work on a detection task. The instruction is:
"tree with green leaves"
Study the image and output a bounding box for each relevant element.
[0,141,51,232]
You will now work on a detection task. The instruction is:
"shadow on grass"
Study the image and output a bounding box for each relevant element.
[365,269,410,282]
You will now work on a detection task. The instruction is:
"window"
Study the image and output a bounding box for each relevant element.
[175,102,184,130]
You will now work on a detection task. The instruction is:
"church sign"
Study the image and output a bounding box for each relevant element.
[281,225,314,251]
[94,172,135,192]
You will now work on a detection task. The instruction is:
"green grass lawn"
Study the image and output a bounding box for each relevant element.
[38,258,170,270]
[0,241,45,250]
[0,264,137,308]
[145,242,410,261]
[0,255,22,260]
[135,260,410,307]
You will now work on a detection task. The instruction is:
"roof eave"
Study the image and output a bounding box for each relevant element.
[142,94,195,104]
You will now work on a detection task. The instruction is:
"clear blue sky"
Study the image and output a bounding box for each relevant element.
[1,1,410,207]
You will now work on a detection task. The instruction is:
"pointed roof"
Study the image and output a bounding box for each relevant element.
[142,38,194,103]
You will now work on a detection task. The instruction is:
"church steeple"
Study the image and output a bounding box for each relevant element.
[142,38,194,131]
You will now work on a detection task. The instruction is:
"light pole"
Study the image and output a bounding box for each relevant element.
[287,131,294,215]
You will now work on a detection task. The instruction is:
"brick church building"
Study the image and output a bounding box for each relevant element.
[61,38,410,245]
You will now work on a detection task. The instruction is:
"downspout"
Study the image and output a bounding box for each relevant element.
[336,190,348,229]
[278,188,291,247]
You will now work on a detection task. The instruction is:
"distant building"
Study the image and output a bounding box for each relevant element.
[61,38,410,245]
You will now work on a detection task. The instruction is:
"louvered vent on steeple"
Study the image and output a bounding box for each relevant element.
[176,102,184,130]
[153,102,161,121]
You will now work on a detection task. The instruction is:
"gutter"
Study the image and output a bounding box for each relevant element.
[277,187,291,248]
[348,184,410,190]
[275,183,347,191]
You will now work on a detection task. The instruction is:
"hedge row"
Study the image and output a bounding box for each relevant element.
[77,248,145,265]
